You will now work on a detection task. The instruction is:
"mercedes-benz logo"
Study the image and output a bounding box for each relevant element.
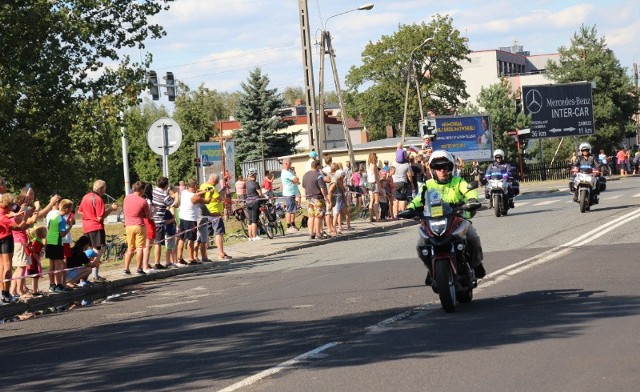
[525,89,542,114]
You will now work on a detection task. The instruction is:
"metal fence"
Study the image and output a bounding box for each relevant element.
[461,160,572,183]
[238,158,281,180]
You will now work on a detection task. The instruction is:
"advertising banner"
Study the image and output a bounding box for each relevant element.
[426,115,493,161]
[196,141,236,190]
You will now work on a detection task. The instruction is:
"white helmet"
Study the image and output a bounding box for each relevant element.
[247,167,258,176]
[429,150,455,184]
[493,149,505,159]
[579,142,591,153]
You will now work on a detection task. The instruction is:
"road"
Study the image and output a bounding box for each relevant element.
[2,177,640,391]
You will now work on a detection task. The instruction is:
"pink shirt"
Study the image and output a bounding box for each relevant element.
[11,216,28,243]
[123,193,149,226]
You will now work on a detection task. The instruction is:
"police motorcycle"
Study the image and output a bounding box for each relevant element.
[570,164,601,213]
[398,185,482,313]
[484,169,512,217]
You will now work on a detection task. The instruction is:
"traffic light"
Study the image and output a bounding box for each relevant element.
[156,156,162,168]
[165,72,175,102]
[194,157,201,167]
[149,70,159,100]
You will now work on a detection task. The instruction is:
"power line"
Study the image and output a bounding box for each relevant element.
[178,57,300,81]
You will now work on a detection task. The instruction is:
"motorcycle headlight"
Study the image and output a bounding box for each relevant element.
[428,218,447,236]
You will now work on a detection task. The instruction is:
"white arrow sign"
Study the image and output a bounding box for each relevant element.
[564,127,576,132]
[548,128,562,134]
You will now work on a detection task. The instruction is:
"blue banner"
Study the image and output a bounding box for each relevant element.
[430,115,493,161]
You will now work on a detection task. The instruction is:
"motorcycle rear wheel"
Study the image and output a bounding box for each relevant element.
[435,261,456,313]
[493,194,502,218]
[579,189,589,213]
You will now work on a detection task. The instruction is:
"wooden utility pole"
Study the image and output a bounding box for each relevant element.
[298,0,321,155]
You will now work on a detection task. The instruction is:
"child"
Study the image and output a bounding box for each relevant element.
[379,178,390,221]
[164,208,177,267]
[46,199,73,293]
[66,235,100,287]
[0,194,29,303]
[25,226,47,296]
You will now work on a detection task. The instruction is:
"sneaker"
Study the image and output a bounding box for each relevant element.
[48,284,57,293]
[218,254,233,261]
[93,276,107,282]
[123,269,131,275]
[286,227,298,234]
[474,264,486,279]
[177,259,188,266]
[154,263,167,270]
[54,285,66,293]
[77,280,91,288]
[10,294,20,303]
[143,268,157,274]
[310,234,316,240]
[166,263,178,269]
[136,269,146,275]
[188,260,201,265]
[253,236,263,241]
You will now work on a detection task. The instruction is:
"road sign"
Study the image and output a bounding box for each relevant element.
[522,83,594,139]
[427,114,494,161]
[147,117,182,155]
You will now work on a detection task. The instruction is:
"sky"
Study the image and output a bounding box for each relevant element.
[141,0,640,103]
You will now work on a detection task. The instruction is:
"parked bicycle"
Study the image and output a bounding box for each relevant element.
[258,200,285,239]
[103,234,127,262]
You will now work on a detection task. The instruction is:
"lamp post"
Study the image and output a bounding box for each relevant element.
[400,36,435,145]
[318,3,374,169]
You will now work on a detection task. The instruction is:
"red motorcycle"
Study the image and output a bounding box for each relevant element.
[399,196,482,313]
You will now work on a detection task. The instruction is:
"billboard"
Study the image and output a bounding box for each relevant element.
[196,141,236,189]
[522,82,594,138]
[423,114,493,161]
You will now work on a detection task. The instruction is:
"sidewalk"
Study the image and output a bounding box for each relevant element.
[2,175,629,321]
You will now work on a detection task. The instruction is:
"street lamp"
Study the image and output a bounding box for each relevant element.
[400,36,435,144]
[318,3,374,170]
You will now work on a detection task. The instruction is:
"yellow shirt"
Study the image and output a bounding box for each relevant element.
[199,183,223,215]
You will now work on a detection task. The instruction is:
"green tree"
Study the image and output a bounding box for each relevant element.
[345,15,470,139]
[282,86,305,106]
[475,78,530,163]
[544,24,637,153]
[0,0,173,197]
[234,68,298,162]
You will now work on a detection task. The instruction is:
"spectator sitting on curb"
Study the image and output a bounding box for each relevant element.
[66,235,100,288]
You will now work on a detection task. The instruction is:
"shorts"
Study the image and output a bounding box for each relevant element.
[306,198,326,218]
[197,218,209,243]
[154,222,167,245]
[394,182,410,201]
[0,236,14,254]
[247,201,261,224]
[86,229,106,249]
[67,267,85,281]
[145,219,156,241]
[63,243,72,259]
[332,196,346,215]
[12,243,31,267]
[165,237,176,250]
[285,196,297,213]
[367,183,378,193]
[45,244,64,260]
[355,186,363,198]
[208,216,226,236]
[25,260,42,278]
[179,220,198,241]
[125,225,146,250]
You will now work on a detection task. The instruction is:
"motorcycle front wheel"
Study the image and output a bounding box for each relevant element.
[493,193,502,218]
[435,260,456,313]
[579,189,589,213]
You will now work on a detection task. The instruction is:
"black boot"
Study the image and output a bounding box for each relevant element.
[509,198,515,208]
[572,192,578,202]
[474,264,486,279]
[425,271,432,286]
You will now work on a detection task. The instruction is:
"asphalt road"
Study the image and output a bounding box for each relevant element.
[3,177,640,391]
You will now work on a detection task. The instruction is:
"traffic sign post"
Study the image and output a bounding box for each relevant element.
[147,117,183,179]
[522,82,594,139]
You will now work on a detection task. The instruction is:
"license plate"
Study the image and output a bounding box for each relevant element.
[431,205,443,217]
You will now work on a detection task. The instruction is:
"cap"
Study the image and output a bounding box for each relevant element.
[309,150,318,158]
[383,160,389,164]
[423,134,430,139]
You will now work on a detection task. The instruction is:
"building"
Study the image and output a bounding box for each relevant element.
[461,43,560,104]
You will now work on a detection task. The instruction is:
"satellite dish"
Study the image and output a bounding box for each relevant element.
[147,117,182,155]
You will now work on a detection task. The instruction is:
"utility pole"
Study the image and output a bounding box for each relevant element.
[298,0,321,155]
[325,32,356,169]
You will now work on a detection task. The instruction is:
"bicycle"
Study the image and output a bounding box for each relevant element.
[231,202,249,238]
[357,192,371,220]
[103,234,127,262]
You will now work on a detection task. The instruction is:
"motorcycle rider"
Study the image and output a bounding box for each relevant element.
[570,142,604,203]
[483,149,520,208]
[403,150,486,281]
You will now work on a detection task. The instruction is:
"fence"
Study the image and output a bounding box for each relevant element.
[461,160,572,183]
[238,158,281,180]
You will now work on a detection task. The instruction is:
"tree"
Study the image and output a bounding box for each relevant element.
[475,78,530,163]
[0,0,173,198]
[282,86,305,106]
[544,25,637,154]
[345,15,470,139]
[234,68,298,162]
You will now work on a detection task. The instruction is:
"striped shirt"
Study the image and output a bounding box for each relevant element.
[152,187,174,224]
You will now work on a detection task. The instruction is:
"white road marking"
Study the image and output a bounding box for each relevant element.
[217,342,341,392]
[514,201,530,207]
[633,193,640,198]
[533,199,560,206]
[218,207,640,391]
[603,195,621,199]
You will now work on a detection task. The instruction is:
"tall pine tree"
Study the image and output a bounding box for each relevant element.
[234,68,297,162]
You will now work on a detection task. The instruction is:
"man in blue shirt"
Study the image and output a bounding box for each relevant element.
[281,158,300,233]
